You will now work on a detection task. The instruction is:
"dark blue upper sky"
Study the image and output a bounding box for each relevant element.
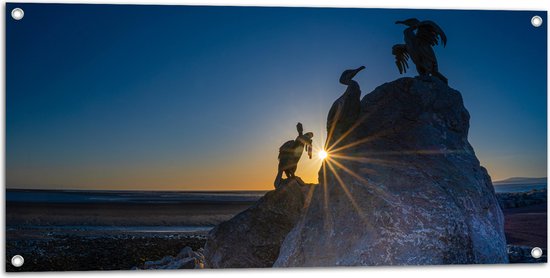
[6,4,547,190]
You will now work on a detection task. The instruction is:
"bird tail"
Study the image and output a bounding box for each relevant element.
[274,170,283,189]
[433,71,448,84]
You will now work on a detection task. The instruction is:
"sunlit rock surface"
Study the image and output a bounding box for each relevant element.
[138,246,205,269]
[203,178,308,268]
[275,77,508,266]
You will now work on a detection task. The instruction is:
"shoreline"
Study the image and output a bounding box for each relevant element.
[6,201,252,227]
[6,196,547,271]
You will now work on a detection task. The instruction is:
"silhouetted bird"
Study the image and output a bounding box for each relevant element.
[326,66,365,148]
[392,18,448,84]
[274,123,313,188]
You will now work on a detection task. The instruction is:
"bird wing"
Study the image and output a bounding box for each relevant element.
[278,140,295,160]
[416,20,447,47]
[392,44,410,74]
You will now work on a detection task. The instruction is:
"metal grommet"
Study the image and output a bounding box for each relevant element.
[531,15,543,27]
[11,8,25,21]
[11,255,24,267]
[531,247,543,259]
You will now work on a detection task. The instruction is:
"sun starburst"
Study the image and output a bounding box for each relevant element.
[318,150,328,160]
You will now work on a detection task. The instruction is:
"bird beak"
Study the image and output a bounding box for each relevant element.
[351,66,365,77]
[395,21,404,25]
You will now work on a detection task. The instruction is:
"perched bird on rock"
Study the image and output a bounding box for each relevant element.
[392,18,448,84]
[274,123,313,188]
[326,66,365,148]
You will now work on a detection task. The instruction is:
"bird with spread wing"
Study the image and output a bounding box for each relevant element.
[392,18,448,84]
[274,123,313,188]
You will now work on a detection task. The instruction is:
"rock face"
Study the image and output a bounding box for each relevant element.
[138,247,206,270]
[203,178,308,268]
[275,77,508,266]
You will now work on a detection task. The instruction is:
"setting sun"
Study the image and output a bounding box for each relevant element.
[318,150,328,160]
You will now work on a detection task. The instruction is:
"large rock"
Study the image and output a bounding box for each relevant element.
[275,77,508,266]
[203,178,308,268]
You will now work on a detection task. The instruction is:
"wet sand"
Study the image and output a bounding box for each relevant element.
[6,201,253,228]
[503,202,547,248]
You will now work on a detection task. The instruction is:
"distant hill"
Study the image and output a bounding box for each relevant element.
[493,177,547,186]
[493,177,547,193]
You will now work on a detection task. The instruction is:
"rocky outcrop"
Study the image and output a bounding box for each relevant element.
[275,77,508,266]
[137,247,206,270]
[203,178,310,268]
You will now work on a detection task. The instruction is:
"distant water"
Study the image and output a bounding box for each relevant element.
[6,189,267,239]
[6,189,266,204]
[6,225,214,238]
[493,178,547,193]
[494,184,547,193]
[8,182,545,203]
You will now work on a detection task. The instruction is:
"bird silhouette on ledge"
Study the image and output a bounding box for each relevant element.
[326,66,365,148]
[392,18,448,84]
[274,123,313,188]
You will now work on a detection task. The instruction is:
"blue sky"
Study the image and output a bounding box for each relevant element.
[6,4,547,190]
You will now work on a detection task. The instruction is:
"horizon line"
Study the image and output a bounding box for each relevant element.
[5,176,546,192]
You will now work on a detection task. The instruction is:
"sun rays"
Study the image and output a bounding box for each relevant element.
[295,106,462,236]
[311,112,459,230]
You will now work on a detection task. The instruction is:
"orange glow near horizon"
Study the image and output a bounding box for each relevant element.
[5,116,537,192]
